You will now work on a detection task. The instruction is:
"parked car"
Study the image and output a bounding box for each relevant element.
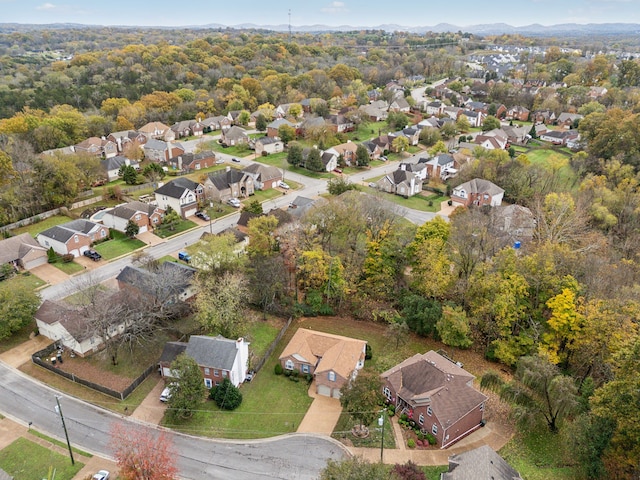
[83,249,102,261]
[333,168,343,174]
[232,157,240,163]
[160,386,172,402]
[380,156,388,162]
[368,182,377,188]
[227,198,241,208]
[245,370,255,382]
[278,181,290,190]
[178,251,191,263]
[92,470,110,480]
[195,211,210,221]
[215,158,224,164]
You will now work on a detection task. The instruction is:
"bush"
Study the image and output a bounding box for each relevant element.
[407,438,416,449]
[387,404,395,416]
[365,344,372,360]
[274,363,283,375]
[61,253,74,263]
[288,375,300,382]
[400,413,409,422]
[425,433,437,445]
[211,378,242,410]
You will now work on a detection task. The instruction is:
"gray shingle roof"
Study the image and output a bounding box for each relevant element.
[442,445,522,480]
[155,178,198,198]
[38,220,101,242]
[185,335,241,370]
[159,341,187,364]
[207,169,246,191]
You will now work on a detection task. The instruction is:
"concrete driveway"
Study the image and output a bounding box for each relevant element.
[297,381,342,435]
[136,231,165,246]
[30,263,69,285]
[129,375,168,425]
[0,335,51,368]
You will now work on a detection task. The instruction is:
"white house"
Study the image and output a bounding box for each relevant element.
[154,178,203,218]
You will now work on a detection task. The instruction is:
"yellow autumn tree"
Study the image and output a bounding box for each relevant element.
[540,284,583,366]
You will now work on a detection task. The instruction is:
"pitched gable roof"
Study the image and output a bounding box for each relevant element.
[185,335,244,370]
[454,178,504,196]
[0,233,47,265]
[442,445,523,480]
[242,163,282,182]
[207,168,247,191]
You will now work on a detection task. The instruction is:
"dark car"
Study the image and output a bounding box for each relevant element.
[232,157,240,163]
[83,249,102,261]
[178,251,191,263]
[195,211,210,221]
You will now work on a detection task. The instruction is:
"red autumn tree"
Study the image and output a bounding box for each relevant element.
[110,423,178,480]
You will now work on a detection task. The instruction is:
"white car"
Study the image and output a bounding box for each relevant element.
[227,198,241,208]
[278,181,290,190]
[92,470,110,480]
[160,386,172,402]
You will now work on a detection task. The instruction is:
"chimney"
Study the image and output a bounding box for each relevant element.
[178,156,182,170]
[226,166,231,172]
[236,338,244,349]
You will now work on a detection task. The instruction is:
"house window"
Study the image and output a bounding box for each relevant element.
[480,403,484,412]
[135,214,141,221]
[302,364,310,373]
[432,424,438,435]
[215,381,220,386]
[383,387,391,400]
[213,369,219,377]
[204,378,212,388]
[101,229,106,237]
[204,368,210,375]
[285,360,294,370]
[419,414,424,426]
[427,406,432,416]
[74,235,79,243]
[222,371,228,378]
[328,371,336,382]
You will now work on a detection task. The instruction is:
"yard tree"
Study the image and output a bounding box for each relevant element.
[110,423,178,480]
[278,124,296,144]
[193,231,246,276]
[481,355,580,432]
[591,339,640,478]
[125,219,140,238]
[564,413,615,480]
[0,283,40,341]
[355,144,369,167]
[305,147,323,172]
[320,457,388,480]
[210,377,243,410]
[168,353,206,419]
[539,286,584,367]
[385,319,410,350]
[391,461,427,480]
[419,127,442,147]
[440,121,458,140]
[246,215,279,258]
[143,162,165,182]
[286,142,303,166]
[255,113,267,132]
[288,103,303,118]
[436,305,473,349]
[428,140,448,156]
[194,271,249,338]
[237,110,250,126]
[408,217,453,300]
[400,294,442,338]
[246,253,289,317]
[456,114,471,133]
[360,221,402,300]
[387,111,408,130]
[482,115,501,131]
[391,135,409,153]
[339,368,383,430]
[327,177,358,195]
[161,206,180,232]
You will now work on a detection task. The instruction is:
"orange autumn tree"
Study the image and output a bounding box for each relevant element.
[110,423,178,480]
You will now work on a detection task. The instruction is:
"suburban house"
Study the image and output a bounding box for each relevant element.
[154,178,203,218]
[531,110,556,125]
[0,233,48,271]
[501,125,529,144]
[279,328,367,398]
[226,110,242,124]
[423,154,456,180]
[242,163,282,190]
[74,137,117,158]
[399,161,428,181]
[451,178,504,207]
[556,112,583,128]
[321,150,339,172]
[100,156,139,182]
[377,169,424,198]
[504,105,530,122]
[441,445,523,480]
[287,196,316,218]
[381,351,488,449]
[426,101,445,116]
[220,126,249,146]
[326,142,358,166]
[201,115,230,132]
[107,130,147,153]
[204,167,254,202]
[158,335,250,388]
[36,219,109,257]
[167,151,217,172]
[116,261,197,303]
[539,129,579,146]
[327,114,354,133]
[299,116,326,135]
[389,97,411,112]
[253,136,284,156]
[170,119,204,138]
[266,118,298,138]
[300,97,327,113]
[490,204,536,247]
[144,139,185,163]
[460,110,484,128]
[359,104,388,122]
[100,201,164,234]
[35,299,108,356]
[361,140,383,160]
[138,122,174,141]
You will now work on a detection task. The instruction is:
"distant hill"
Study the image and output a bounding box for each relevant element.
[1,21,640,36]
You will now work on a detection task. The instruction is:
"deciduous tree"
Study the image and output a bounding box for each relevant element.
[339,369,383,429]
[0,283,40,341]
[168,353,206,419]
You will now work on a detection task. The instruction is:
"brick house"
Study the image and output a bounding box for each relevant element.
[377,169,423,198]
[204,167,255,202]
[36,219,109,257]
[101,201,164,234]
[154,177,203,218]
[381,351,488,449]
[242,163,282,190]
[279,328,367,398]
[158,335,250,388]
[451,178,504,207]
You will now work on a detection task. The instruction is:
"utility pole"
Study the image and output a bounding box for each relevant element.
[378,408,386,463]
[55,396,75,465]
[288,9,292,43]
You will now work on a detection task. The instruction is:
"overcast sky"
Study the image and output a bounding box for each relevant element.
[2,0,640,27]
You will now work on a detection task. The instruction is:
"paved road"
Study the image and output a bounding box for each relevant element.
[0,362,347,479]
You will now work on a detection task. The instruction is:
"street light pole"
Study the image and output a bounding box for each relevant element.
[55,396,75,465]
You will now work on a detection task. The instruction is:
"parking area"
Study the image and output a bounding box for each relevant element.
[296,381,343,435]
[29,263,69,285]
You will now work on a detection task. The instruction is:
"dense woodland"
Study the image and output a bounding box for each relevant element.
[1,27,640,479]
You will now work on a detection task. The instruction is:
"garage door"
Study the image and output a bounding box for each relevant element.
[138,225,148,233]
[332,389,341,399]
[317,384,331,397]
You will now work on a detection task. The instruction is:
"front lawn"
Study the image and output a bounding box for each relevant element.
[153,219,198,238]
[51,259,84,275]
[10,214,72,237]
[361,188,449,213]
[332,406,395,449]
[0,271,45,292]
[0,319,36,354]
[0,437,85,480]
[93,231,145,258]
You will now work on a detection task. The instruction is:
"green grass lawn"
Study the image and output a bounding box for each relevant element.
[245,318,281,362]
[0,319,36,354]
[1,271,45,291]
[51,259,84,275]
[524,148,576,188]
[0,437,84,480]
[154,219,198,238]
[361,188,448,213]
[10,215,72,237]
[424,466,449,479]
[207,141,254,158]
[28,431,93,458]
[93,231,145,258]
[499,429,577,480]
[332,408,395,449]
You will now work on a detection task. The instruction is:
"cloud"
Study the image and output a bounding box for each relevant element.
[321,1,349,14]
[36,2,56,10]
